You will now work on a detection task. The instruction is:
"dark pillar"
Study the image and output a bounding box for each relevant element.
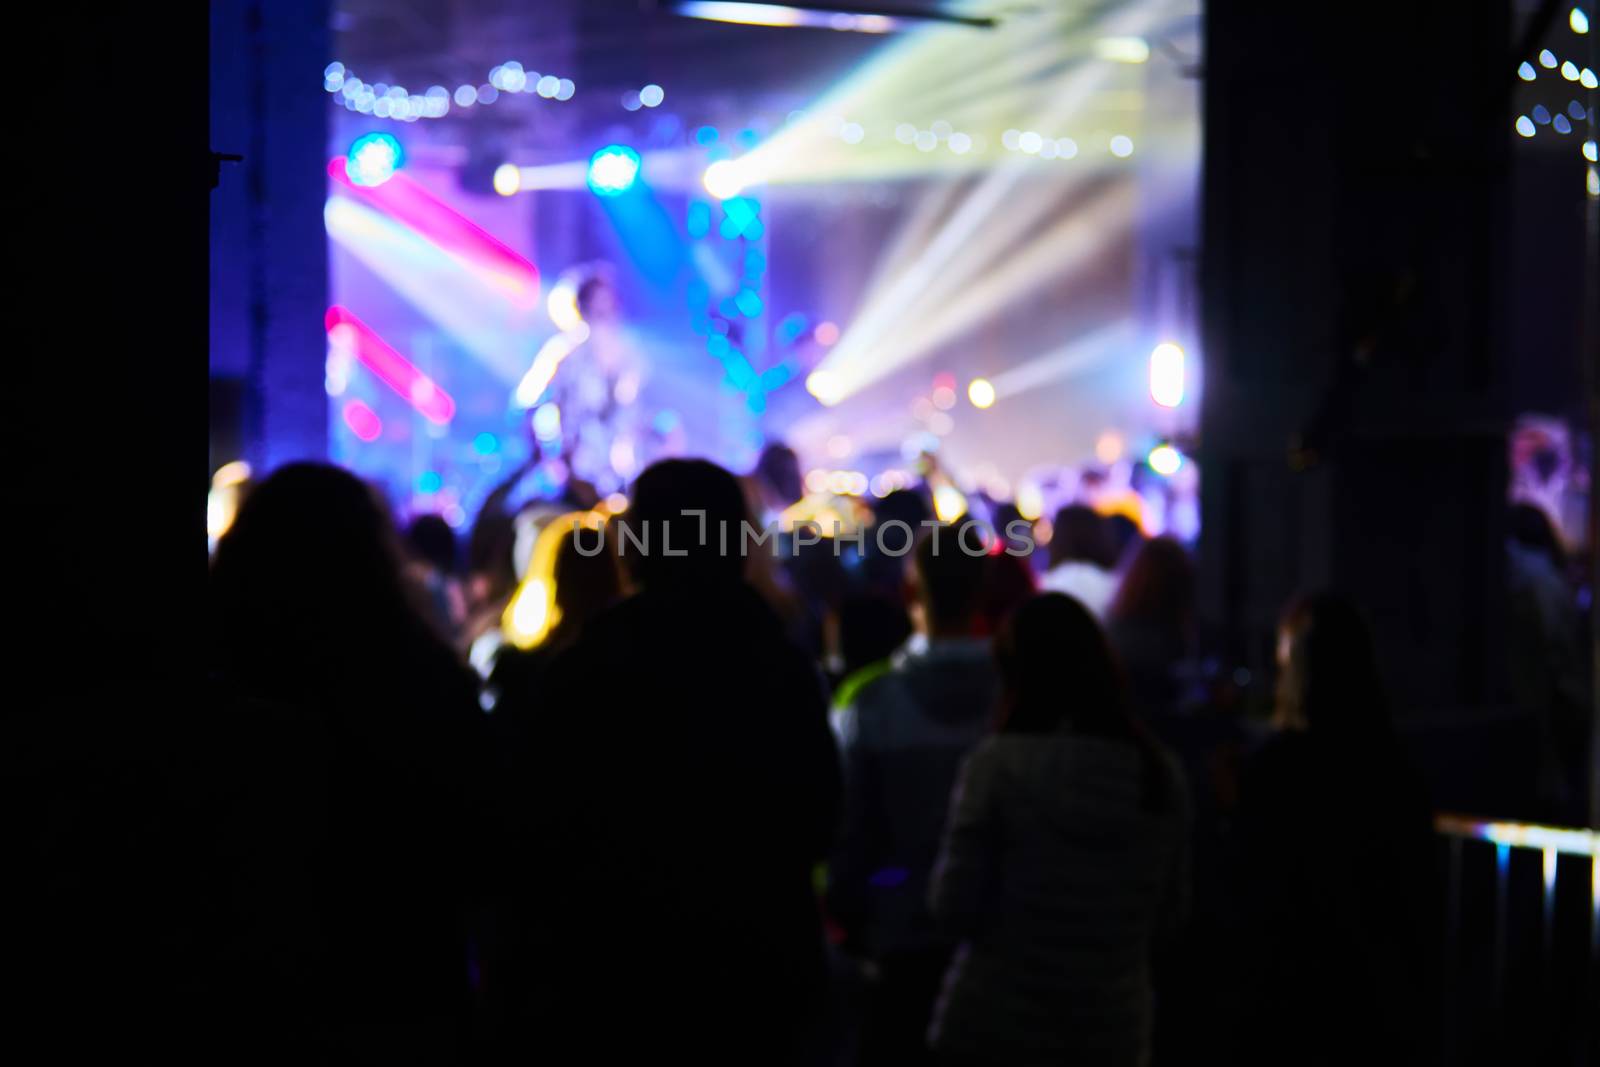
[1199,2,1514,719]
[210,0,330,472]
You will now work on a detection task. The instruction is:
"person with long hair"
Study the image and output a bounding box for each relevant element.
[1233,592,1435,1066]
[927,593,1187,1066]
[207,462,489,1060]
[1105,536,1197,720]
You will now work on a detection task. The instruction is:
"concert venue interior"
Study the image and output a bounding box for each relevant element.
[24,0,1598,1062]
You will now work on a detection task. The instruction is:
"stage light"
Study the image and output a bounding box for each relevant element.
[342,399,383,442]
[640,83,665,107]
[703,159,746,199]
[622,90,642,111]
[1002,129,1021,149]
[1519,61,1537,80]
[1149,444,1182,476]
[967,377,996,408]
[1585,141,1598,162]
[670,1,977,31]
[346,132,404,187]
[806,369,844,404]
[455,84,476,106]
[326,306,455,423]
[532,402,563,441]
[1019,130,1043,154]
[914,131,937,152]
[840,121,865,144]
[537,75,559,98]
[556,79,575,101]
[1573,7,1589,33]
[588,145,641,196]
[493,163,521,197]
[932,384,957,410]
[1540,49,1558,68]
[948,132,972,154]
[1534,104,1552,124]
[1571,101,1588,119]
[1516,115,1537,137]
[1562,60,1580,80]
[474,432,499,455]
[1095,36,1149,63]
[933,485,968,522]
[1110,135,1134,157]
[1589,166,1599,197]
[1149,342,1185,407]
[1582,68,1598,87]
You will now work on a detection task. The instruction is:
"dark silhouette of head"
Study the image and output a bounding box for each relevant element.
[1274,591,1390,737]
[874,488,931,533]
[754,443,804,508]
[210,462,441,695]
[995,593,1170,809]
[622,458,750,591]
[912,518,992,637]
[1508,502,1566,570]
[1105,512,1143,565]
[406,513,459,574]
[1109,536,1195,630]
[1049,504,1115,569]
[553,521,623,634]
[981,550,1037,634]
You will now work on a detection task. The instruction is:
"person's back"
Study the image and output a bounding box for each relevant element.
[207,463,489,1058]
[828,520,997,1064]
[506,460,839,1062]
[1231,592,1436,1066]
[927,594,1186,1067]
[930,734,1184,1065]
[1040,505,1119,618]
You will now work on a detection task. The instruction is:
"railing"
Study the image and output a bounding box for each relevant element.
[1433,813,1597,1063]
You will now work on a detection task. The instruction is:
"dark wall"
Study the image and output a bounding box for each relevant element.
[1199,1,1515,718]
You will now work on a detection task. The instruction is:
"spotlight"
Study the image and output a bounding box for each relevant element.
[1149,342,1185,407]
[346,132,404,187]
[967,377,996,408]
[587,145,641,196]
[493,163,521,196]
[1148,444,1182,476]
[703,159,746,199]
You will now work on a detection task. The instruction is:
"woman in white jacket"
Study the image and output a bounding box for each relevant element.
[927,593,1188,1066]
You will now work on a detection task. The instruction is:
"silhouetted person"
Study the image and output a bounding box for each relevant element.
[1505,503,1587,819]
[405,513,467,644]
[829,518,999,1066]
[863,488,932,597]
[503,459,840,1063]
[1105,536,1197,720]
[1232,592,1435,1066]
[208,463,488,1061]
[1040,505,1118,618]
[928,593,1186,1066]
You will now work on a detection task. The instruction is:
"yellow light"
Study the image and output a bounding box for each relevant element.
[1095,36,1150,63]
[967,377,996,408]
[1572,7,1589,33]
[1016,482,1043,521]
[703,159,747,199]
[493,162,521,197]
[932,484,968,522]
[1149,444,1182,476]
[603,492,628,514]
[212,460,252,488]
[501,511,596,649]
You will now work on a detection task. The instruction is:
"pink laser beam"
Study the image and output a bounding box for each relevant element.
[325,306,456,425]
[328,157,540,308]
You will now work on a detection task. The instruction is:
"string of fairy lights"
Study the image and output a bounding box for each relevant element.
[1513,8,1598,197]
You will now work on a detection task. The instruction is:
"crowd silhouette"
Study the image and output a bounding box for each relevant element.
[201,452,1586,1065]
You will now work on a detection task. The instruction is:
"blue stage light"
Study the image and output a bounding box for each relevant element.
[346,132,404,187]
[587,145,641,196]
